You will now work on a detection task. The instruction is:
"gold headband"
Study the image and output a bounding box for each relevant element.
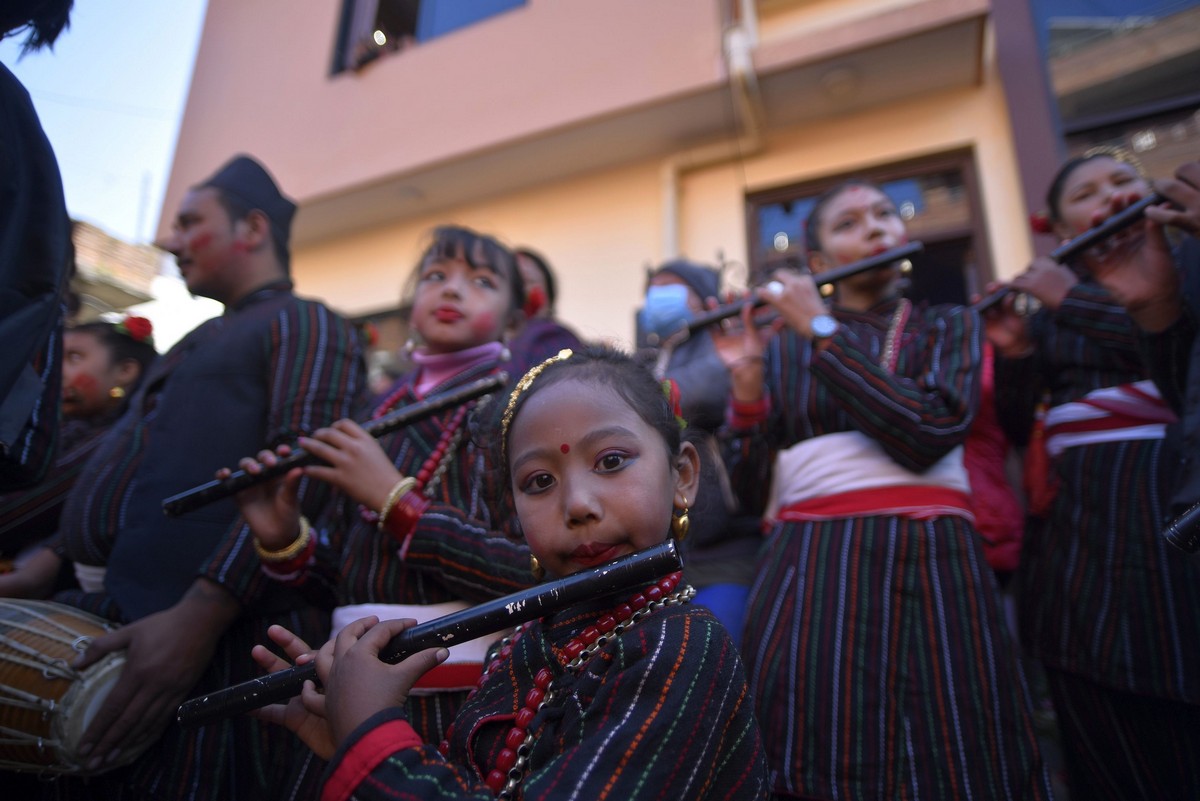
[500,348,574,460]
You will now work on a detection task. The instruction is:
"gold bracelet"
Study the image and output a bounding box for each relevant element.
[254,516,313,562]
[378,477,418,531]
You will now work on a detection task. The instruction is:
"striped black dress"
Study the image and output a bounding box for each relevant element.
[319,592,770,800]
[724,298,1052,800]
[996,280,1200,799]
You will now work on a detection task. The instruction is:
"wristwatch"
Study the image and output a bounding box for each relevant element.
[810,313,839,339]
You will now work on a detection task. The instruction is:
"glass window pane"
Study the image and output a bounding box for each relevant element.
[417,0,525,41]
[1031,1,1200,130]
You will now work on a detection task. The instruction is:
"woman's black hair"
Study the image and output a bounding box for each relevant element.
[2,0,73,52]
[476,345,684,538]
[514,248,557,312]
[803,178,881,255]
[65,321,158,393]
[402,225,526,316]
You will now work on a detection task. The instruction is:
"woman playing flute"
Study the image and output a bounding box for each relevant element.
[985,150,1200,800]
[715,179,1051,799]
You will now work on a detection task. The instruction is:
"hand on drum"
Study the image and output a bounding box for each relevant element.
[316,616,448,748]
[73,579,237,771]
[250,625,336,760]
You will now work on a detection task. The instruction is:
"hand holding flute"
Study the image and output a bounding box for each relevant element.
[975,181,1188,324]
[1089,162,1200,333]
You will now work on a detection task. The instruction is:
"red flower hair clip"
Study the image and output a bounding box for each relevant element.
[1029,211,1054,235]
[115,315,154,345]
[359,321,380,348]
[661,378,687,430]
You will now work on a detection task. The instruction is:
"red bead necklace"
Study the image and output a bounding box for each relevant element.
[438,570,692,798]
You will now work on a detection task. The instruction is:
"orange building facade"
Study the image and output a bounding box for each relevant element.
[159,0,1200,350]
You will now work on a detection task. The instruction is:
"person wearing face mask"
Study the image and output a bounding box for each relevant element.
[636,261,762,648]
[984,149,1200,801]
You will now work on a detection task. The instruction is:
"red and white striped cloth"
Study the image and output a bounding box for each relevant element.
[1044,380,1178,458]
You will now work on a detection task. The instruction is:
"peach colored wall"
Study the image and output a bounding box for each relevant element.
[294,62,1030,349]
[159,0,726,243]
[758,0,919,43]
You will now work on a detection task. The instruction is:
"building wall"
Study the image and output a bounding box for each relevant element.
[293,54,1027,347]
[161,0,726,235]
[165,0,1031,349]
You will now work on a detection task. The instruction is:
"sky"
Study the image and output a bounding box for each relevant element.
[2,0,210,245]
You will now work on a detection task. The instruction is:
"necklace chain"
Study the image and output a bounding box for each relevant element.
[439,573,694,798]
[880,299,910,373]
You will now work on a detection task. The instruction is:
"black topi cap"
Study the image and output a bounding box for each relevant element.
[198,154,296,243]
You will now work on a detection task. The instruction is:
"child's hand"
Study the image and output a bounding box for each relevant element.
[296,420,404,514]
[317,616,449,747]
[250,625,336,759]
[1083,188,1183,332]
[219,444,303,551]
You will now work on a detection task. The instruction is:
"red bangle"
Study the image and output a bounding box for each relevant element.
[382,490,430,544]
[729,396,769,427]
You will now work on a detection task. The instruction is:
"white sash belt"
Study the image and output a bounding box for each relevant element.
[766,431,969,519]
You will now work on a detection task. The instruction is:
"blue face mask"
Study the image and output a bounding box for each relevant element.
[638,284,694,341]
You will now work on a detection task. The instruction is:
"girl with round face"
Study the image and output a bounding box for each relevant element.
[505,368,697,580]
[985,153,1200,800]
[248,347,771,800]
[409,246,516,356]
[230,225,535,748]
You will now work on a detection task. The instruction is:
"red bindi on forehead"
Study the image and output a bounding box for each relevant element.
[560,444,570,454]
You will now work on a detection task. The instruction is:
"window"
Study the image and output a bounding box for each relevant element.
[1030,0,1200,178]
[334,0,525,73]
[746,152,990,307]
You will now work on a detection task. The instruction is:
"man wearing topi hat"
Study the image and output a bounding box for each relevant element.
[53,155,367,799]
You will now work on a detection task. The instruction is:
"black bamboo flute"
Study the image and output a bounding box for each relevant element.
[681,240,924,336]
[161,373,507,517]
[973,193,1166,314]
[176,540,683,728]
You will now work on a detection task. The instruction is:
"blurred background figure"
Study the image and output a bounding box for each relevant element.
[505,246,584,378]
[0,315,157,598]
[638,259,759,646]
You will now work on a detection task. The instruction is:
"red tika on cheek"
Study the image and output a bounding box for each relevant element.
[190,231,213,250]
[471,311,499,339]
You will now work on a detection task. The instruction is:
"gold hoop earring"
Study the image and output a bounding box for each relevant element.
[530,554,545,581]
[109,386,126,399]
[671,502,690,542]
